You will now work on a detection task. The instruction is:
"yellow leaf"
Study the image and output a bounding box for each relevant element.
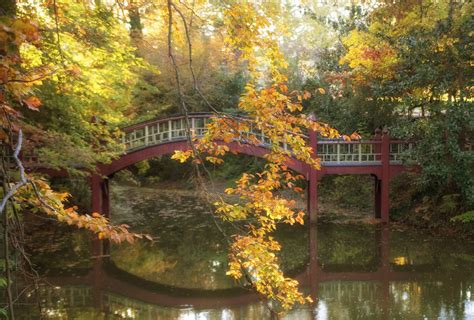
[171,150,192,163]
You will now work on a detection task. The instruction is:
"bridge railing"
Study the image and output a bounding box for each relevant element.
[390,141,415,164]
[317,141,382,165]
[121,114,415,166]
[121,114,212,151]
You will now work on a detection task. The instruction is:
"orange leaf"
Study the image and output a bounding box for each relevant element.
[23,96,41,111]
[279,84,288,93]
[350,132,361,140]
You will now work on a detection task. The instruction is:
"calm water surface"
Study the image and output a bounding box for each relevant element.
[16,185,474,319]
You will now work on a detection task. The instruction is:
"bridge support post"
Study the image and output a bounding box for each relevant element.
[90,174,110,256]
[374,176,381,219]
[381,131,391,223]
[91,174,102,214]
[308,173,318,223]
[100,178,111,255]
[308,126,318,223]
[101,178,110,219]
[90,174,110,217]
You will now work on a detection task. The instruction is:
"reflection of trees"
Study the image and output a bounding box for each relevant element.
[111,242,177,278]
[24,218,91,274]
[389,230,474,273]
[16,285,270,319]
[273,224,309,273]
[110,220,312,290]
[15,278,474,319]
[319,282,380,320]
[110,189,234,289]
[390,281,469,319]
[110,219,232,290]
[13,286,102,319]
[20,184,474,318]
[317,224,379,271]
[110,186,231,288]
[109,187,311,290]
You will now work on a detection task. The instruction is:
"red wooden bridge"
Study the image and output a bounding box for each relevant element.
[35,113,415,222]
[91,113,415,223]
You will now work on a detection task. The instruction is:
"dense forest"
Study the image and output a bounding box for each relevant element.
[1,0,473,318]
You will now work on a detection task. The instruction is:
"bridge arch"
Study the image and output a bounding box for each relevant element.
[98,140,307,177]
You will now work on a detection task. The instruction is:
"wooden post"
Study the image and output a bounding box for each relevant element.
[308,174,318,223]
[381,131,390,223]
[90,174,104,256]
[101,178,111,255]
[374,175,381,219]
[308,127,318,223]
[101,178,110,219]
[90,174,102,214]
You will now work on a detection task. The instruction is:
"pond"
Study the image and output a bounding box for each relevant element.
[15,184,474,319]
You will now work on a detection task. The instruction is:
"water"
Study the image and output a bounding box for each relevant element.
[15,185,474,319]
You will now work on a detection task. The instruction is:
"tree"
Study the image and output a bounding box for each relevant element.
[0,1,150,317]
[330,1,473,221]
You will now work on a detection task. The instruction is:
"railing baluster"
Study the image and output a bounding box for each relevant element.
[168,120,172,140]
[359,144,362,163]
[144,125,149,146]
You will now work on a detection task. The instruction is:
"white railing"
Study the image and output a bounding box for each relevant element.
[390,142,414,163]
[316,141,381,165]
[121,114,414,166]
[122,115,212,151]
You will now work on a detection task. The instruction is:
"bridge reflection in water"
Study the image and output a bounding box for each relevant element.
[16,224,474,319]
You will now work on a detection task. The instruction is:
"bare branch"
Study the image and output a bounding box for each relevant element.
[0,130,27,215]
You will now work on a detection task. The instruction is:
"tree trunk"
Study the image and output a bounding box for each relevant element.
[129,0,143,46]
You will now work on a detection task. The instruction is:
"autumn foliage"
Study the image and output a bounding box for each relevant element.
[1,7,145,248]
[170,2,344,310]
